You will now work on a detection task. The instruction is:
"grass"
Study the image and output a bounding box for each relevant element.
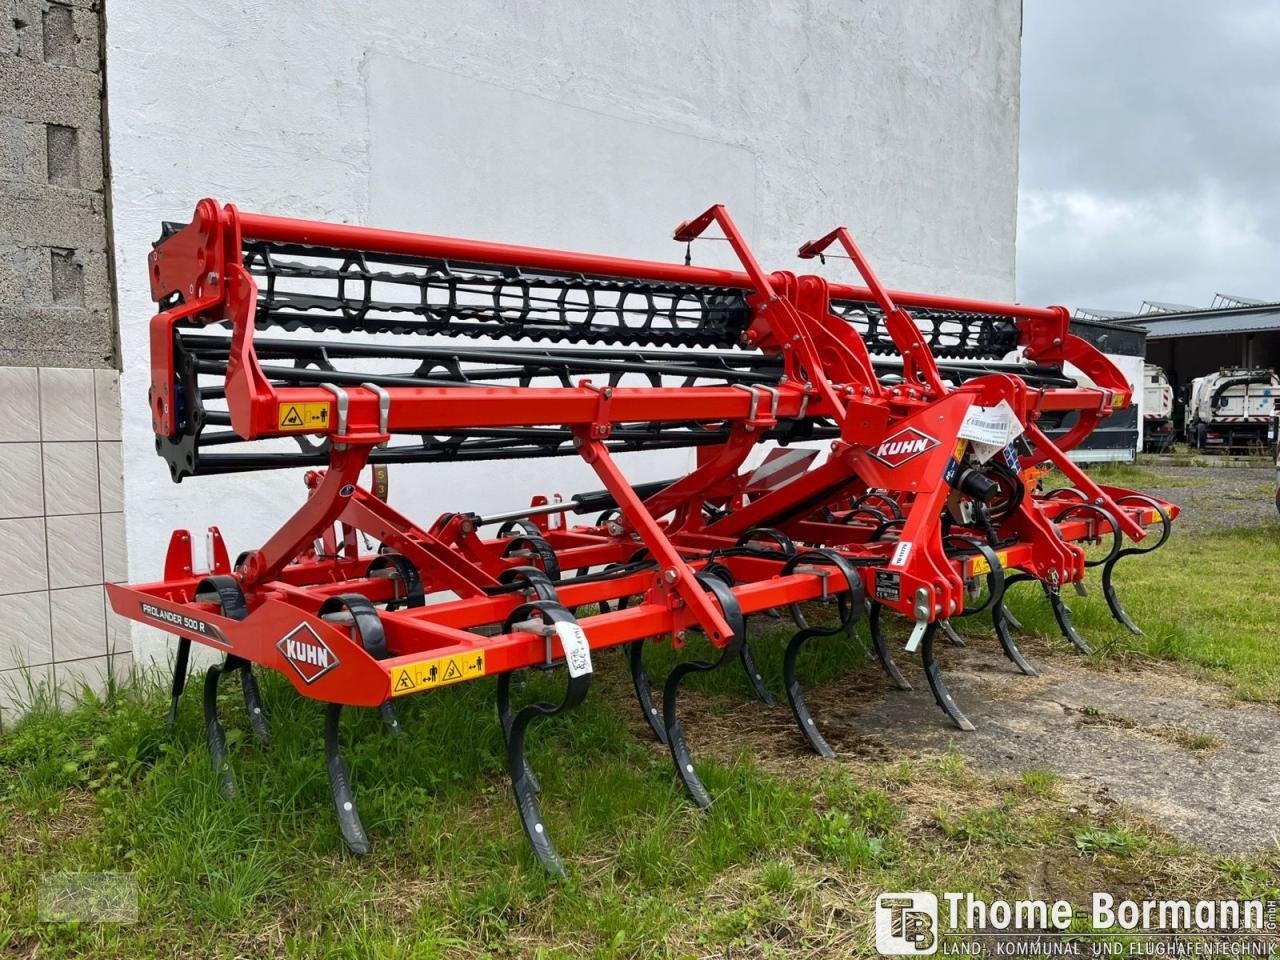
[3,470,1280,956]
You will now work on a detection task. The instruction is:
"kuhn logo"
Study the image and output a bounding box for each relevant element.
[276,623,339,685]
[869,427,940,468]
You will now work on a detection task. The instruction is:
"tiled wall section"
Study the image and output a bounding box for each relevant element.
[0,365,129,728]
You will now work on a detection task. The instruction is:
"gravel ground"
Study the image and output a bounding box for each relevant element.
[1139,462,1275,534]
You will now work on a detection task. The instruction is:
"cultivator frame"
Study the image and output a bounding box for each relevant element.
[109,199,1178,873]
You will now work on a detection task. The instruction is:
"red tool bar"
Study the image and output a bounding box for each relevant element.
[229,205,1063,324]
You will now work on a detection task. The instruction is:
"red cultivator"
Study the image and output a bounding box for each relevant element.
[110,199,1178,874]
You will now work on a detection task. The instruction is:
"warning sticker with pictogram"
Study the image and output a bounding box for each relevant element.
[968,550,1009,577]
[389,650,486,698]
[277,402,332,431]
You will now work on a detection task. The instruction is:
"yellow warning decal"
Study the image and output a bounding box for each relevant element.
[277,401,331,431]
[389,650,486,697]
[968,550,1009,577]
[1111,392,1128,409]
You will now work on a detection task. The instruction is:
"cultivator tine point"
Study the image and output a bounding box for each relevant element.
[739,642,777,706]
[202,661,238,797]
[868,603,913,691]
[378,702,402,736]
[626,640,668,745]
[779,550,865,758]
[167,636,191,726]
[1099,496,1172,636]
[1045,586,1092,655]
[983,566,1036,677]
[940,620,966,647]
[921,622,975,732]
[324,703,371,856]
[663,574,745,809]
[992,603,1039,677]
[498,670,542,794]
[498,601,592,877]
[240,663,272,745]
[1101,564,1143,636]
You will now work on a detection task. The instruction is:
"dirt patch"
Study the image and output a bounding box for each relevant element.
[683,641,1280,856]
[1138,463,1274,534]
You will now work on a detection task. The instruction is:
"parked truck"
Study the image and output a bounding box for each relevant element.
[1185,367,1280,451]
[1142,363,1176,452]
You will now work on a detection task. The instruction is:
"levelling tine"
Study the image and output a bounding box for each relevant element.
[1101,562,1143,636]
[626,640,668,744]
[193,575,250,792]
[498,671,542,793]
[663,573,745,809]
[940,620,966,647]
[167,636,191,726]
[239,661,272,745]
[992,601,1039,676]
[1045,586,1092,655]
[921,621,975,731]
[498,600,591,877]
[779,550,865,758]
[324,703,371,856]
[868,602,913,691]
[738,642,777,707]
[378,702,402,736]
[203,662,237,797]
[987,569,1037,678]
[707,552,775,706]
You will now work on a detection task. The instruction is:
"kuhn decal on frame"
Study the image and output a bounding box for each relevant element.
[276,623,340,685]
[869,427,940,469]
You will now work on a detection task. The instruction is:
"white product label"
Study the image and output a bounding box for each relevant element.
[958,400,1024,463]
[555,621,593,678]
[891,540,913,567]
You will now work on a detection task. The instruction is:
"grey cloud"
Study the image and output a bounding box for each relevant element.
[1017,0,1280,310]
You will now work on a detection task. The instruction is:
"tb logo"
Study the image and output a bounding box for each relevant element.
[875,892,938,956]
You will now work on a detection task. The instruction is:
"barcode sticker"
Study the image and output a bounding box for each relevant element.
[958,400,1023,447]
[555,621,593,678]
[892,541,913,567]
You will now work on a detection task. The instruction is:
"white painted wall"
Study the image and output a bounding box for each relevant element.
[105,0,1023,663]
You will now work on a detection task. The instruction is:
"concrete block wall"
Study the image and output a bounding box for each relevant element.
[1,1,123,725]
[0,366,131,728]
[1,0,115,368]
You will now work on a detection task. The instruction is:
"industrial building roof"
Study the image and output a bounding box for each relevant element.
[1073,294,1280,340]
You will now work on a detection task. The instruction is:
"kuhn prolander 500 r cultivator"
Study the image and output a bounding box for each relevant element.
[108,200,1177,873]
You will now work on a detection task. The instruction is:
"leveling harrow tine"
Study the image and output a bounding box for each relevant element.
[499,600,592,877]
[627,639,668,745]
[1044,586,1090,655]
[940,621,967,647]
[324,704,370,855]
[193,576,256,795]
[992,588,1039,677]
[167,636,190,726]
[315,594,397,854]
[1100,496,1172,636]
[868,602,913,691]
[920,622,973,731]
[663,573,746,809]
[1043,502,1123,655]
[779,549,866,758]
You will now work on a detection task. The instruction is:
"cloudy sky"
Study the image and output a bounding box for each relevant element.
[1017,0,1280,313]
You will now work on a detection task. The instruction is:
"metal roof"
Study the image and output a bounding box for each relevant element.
[1121,304,1280,339]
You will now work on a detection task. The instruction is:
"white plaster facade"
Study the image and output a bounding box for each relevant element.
[104,0,1023,664]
